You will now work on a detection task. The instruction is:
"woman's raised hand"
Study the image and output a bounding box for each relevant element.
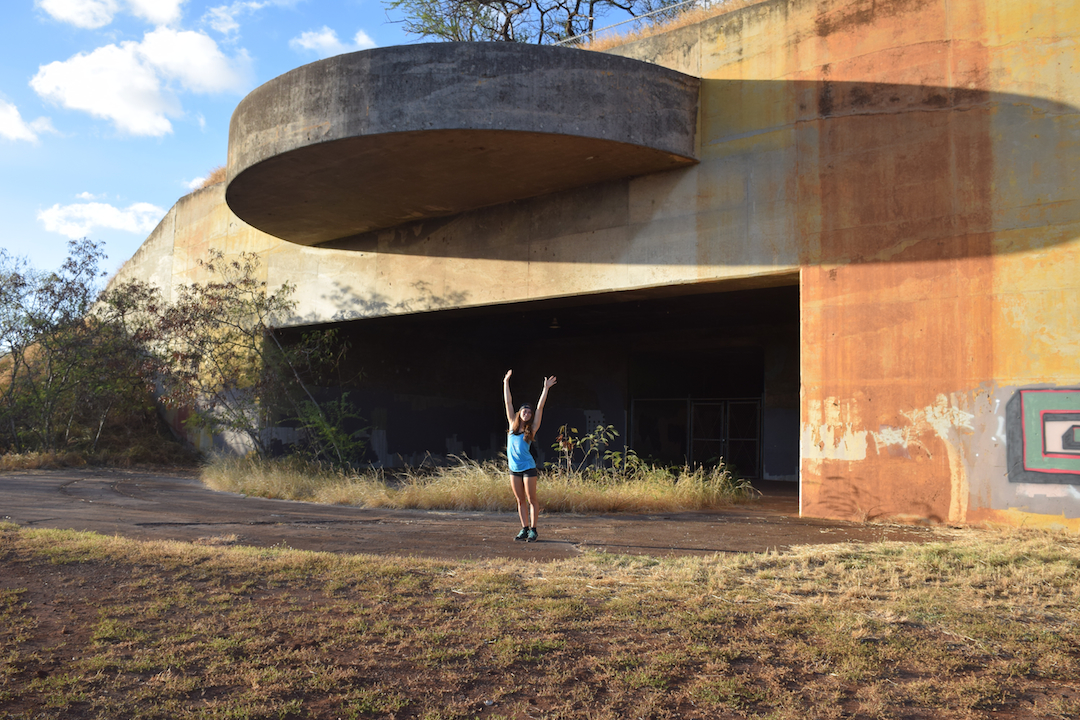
[504,370,513,383]
[543,376,557,389]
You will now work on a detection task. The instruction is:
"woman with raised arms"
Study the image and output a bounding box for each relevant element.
[503,369,557,542]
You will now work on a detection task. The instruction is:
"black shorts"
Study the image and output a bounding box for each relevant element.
[511,468,538,480]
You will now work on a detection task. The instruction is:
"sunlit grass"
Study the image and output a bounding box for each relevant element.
[0,451,87,471]
[0,443,197,471]
[2,523,1079,718]
[199,454,757,513]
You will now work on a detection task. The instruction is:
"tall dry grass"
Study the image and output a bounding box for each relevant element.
[199,165,226,188]
[0,451,87,472]
[0,441,197,472]
[199,454,757,513]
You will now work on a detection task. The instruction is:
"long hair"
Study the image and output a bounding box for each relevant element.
[510,412,535,443]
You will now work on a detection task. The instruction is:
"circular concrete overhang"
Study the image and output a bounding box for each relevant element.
[226,42,700,246]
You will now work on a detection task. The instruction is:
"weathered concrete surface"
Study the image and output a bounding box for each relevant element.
[608,0,1080,527]
[114,0,1080,529]
[226,43,700,245]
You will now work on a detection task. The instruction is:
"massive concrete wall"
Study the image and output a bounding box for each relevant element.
[115,0,1080,527]
[609,0,1080,527]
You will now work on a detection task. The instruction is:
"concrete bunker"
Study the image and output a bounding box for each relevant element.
[277,281,799,481]
[226,42,700,245]
[112,0,1080,528]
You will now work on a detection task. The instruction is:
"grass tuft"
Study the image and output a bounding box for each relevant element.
[199,165,227,188]
[199,454,756,513]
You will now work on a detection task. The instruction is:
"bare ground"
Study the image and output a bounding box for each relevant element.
[12,470,1070,719]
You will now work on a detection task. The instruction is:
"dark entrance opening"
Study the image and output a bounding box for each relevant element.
[628,346,765,473]
[631,398,762,475]
[277,280,799,481]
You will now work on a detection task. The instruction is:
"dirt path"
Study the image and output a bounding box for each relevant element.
[0,469,946,560]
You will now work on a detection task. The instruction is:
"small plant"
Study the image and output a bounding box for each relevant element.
[548,423,753,506]
[291,392,368,468]
[552,423,620,473]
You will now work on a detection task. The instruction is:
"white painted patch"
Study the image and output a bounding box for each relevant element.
[803,393,975,523]
[801,398,869,460]
[903,394,974,442]
[994,399,1007,443]
[874,426,907,447]
[869,425,929,457]
[1015,483,1080,499]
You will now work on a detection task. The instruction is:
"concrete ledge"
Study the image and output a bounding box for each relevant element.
[225,42,699,246]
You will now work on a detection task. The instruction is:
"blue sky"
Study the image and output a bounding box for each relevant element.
[0,1,414,276]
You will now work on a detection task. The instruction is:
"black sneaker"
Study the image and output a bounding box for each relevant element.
[526,528,538,542]
[514,527,529,541]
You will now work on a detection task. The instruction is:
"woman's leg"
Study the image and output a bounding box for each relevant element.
[523,474,539,528]
[510,473,530,528]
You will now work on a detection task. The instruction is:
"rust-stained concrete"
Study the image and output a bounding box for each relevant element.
[114,0,1080,528]
[605,0,1079,526]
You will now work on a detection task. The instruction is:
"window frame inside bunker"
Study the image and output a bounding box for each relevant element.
[630,398,762,475]
[274,281,799,479]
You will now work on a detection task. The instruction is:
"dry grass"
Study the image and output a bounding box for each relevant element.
[3,522,1080,718]
[581,0,763,52]
[199,454,757,514]
[199,165,226,188]
[0,451,88,472]
[0,428,198,471]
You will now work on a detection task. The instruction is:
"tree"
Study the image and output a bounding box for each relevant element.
[0,243,364,466]
[148,250,292,455]
[0,240,155,454]
[146,250,365,466]
[384,0,683,44]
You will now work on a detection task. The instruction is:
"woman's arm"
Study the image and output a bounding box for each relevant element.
[531,375,557,434]
[503,370,515,426]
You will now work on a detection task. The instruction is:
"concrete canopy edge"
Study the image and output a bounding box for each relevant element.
[225,42,701,246]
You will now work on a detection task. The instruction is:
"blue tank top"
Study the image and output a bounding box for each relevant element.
[507,432,536,472]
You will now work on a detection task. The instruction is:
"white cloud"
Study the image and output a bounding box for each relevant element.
[184,176,206,190]
[290,27,376,58]
[204,1,270,36]
[38,201,165,238]
[37,0,186,28]
[139,27,250,93]
[76,191,102,200]
[37,0,119,29]
[30,29,250,136]
[0,100,56,142]
[127,0,187,26]
[32,43,179,136]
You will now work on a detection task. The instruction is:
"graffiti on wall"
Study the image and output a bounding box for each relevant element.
[1007,389,1080,484]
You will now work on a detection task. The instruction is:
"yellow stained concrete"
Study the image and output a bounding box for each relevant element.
[114,0,1080,527]
[612,0,1080,524]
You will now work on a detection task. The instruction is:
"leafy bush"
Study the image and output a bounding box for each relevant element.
[0,240,170,456]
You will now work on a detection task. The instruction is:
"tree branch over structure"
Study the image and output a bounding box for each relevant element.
[384,0,681,44]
